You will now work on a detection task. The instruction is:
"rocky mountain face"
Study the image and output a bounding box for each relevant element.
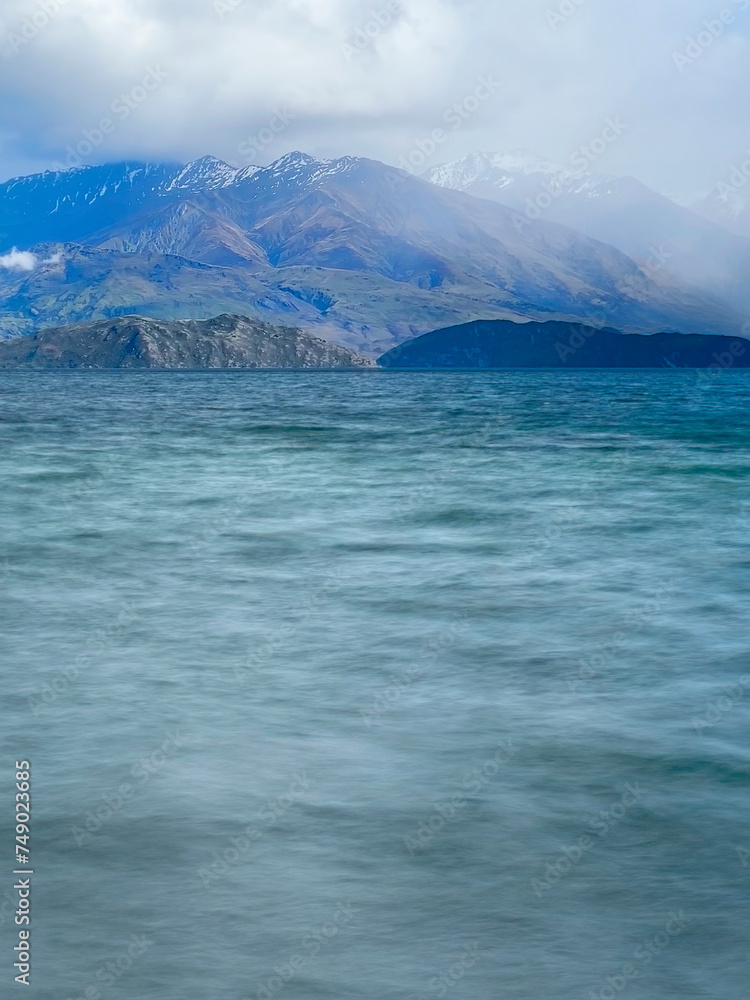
[0,157,256,251]
[425,151,750,318]
[0,313,375,369]
[378,317,750,369]
[1,152,747,356]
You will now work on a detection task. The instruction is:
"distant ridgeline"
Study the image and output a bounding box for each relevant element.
[377,319,750,369]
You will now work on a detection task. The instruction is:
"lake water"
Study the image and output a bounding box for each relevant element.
[1,370,749,1000]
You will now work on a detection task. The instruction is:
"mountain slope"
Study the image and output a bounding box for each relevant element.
[0,313,375,369]
[0,244,318,339]
[91,200,270,268]
[0,242,564,355]
[425,151,750,318]
[0,157,257,252]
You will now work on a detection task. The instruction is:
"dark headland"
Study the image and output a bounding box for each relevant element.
[377,318,750,369]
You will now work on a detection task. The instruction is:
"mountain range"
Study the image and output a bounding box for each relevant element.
[1,151,748,356]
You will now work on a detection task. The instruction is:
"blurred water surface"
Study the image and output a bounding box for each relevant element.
[1,369,749,1000]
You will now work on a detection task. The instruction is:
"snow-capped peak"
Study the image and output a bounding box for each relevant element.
[263,151,331,182]
[422,151,636,206]
[425,150,582,191]
[167,156,240,191]
[231,151,364,193]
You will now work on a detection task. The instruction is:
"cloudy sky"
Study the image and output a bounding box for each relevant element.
[0,0,748,200]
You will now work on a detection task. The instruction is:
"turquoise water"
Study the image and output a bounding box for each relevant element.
[1,370,749,1000]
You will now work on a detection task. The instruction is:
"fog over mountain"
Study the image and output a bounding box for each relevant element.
[1,0,749,204]
[425,151,750,317]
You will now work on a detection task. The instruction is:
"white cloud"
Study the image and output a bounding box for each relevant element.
[0,0,748,199]
[0,248,37,270]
